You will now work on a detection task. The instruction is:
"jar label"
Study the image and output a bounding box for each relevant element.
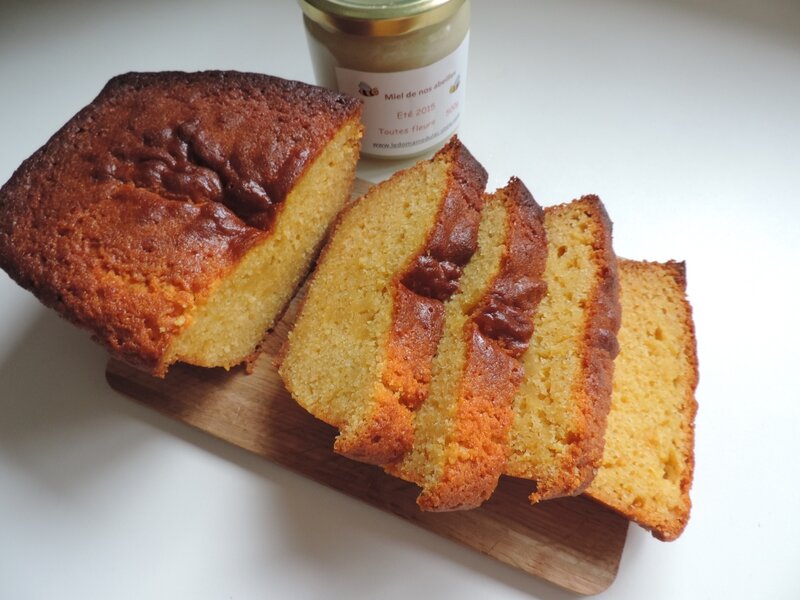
[335,33,469,158]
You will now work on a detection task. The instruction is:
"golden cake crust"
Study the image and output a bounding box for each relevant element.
[414,177,548,511]
[0,71,362,375]
[381,137,489,413]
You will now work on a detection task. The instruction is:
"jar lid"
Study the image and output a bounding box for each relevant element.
[300,0,466,36]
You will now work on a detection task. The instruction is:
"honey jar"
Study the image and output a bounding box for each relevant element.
[300,0,471,159]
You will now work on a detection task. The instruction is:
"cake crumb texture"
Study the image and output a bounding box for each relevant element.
[279,137,487,465]
[586,259,698,541]
[505,196,621,502]
[389,177,548,511]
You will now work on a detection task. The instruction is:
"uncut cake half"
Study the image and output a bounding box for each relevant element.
[0,71,363,376]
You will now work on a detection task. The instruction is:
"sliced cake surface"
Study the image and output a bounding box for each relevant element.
[0,71,363,376]
[505,195,621,502]
[278,137,488,465]
[388,177,548,511]
[586,259,698,541]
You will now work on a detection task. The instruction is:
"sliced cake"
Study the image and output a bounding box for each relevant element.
[278,137,488,465]
[0,71,363,376]
[388,178,548,511]
[585,259,698,541]
[505,196,621,503]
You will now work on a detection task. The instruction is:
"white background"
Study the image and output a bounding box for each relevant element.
[1,0,799,598]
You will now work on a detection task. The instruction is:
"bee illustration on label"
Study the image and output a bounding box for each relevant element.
[358,81,379,97]
[449,74,460,94]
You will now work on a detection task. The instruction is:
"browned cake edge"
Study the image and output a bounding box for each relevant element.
[381,137,489,410]
[334,136,489,465]
[586,259,698,541]
[414,177,548,511]
[0,71,362,377]
[531,195,621,503]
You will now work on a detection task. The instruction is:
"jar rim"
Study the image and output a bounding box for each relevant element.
[299,0,466,36]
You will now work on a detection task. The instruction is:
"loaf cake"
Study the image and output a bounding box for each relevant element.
[387,178,548,511]
[585,259,698,541]
[0,71,363,376]
[505,196,620,503]
[278,137,488,466]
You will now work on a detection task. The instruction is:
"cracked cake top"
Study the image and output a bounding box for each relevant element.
[0,71,361,370]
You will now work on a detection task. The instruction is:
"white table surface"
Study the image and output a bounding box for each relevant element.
[1,0,799,598]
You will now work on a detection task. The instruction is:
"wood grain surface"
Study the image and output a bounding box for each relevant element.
[105,179,628,595]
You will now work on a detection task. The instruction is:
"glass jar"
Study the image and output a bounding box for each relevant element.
[300,0,471,159]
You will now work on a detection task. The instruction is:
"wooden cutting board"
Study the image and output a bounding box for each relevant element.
[105,180,628,595]
[106,310,629,596]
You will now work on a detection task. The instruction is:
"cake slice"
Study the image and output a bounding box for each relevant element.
[585,259,698,541]
[0,71,363,376]
[387,178,548,511]
[278,137,488,465]
[505,196,621,502]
